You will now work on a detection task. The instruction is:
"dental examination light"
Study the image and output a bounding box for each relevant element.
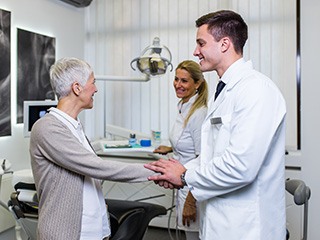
[95,37,173,138]
[95,37,173,82]
[130,37,173,77]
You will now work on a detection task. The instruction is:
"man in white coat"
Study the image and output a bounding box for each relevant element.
[145,10,286,240]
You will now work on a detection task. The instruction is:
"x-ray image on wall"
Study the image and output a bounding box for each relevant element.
[17,28,55,123]
[0,9,11,137]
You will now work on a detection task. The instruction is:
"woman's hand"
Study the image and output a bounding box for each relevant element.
[182,191,197,227]
[153,145,172,155]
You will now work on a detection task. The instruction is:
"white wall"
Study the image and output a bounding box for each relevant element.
[0,0,85,171]
[84,0,298,150]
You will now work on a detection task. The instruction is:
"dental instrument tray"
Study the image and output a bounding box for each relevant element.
[91,139,157,160]
[104,140,132,149]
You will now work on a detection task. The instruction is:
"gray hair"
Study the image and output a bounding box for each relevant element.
[49,57,93,99]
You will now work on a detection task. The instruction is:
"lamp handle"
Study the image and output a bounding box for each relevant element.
[130,57,139,71]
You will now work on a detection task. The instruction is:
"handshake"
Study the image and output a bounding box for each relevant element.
[144,158,187,189]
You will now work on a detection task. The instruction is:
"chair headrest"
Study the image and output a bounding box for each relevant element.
[12,169,34,187]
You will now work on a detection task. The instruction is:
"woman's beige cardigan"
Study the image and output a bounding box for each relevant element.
[30,113,154,240]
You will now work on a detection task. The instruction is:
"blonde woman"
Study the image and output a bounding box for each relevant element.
[154,60,208,240]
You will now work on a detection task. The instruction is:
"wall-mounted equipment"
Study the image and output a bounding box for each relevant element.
[95,37,173,82]
[59,0,93,8]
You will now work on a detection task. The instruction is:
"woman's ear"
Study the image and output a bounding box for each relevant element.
[72,82,82,96]
[195,80,202,92]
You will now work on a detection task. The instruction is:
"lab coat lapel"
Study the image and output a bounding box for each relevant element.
[205,87,227,121]
[205,59,253,121]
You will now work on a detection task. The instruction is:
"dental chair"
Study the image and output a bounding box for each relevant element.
[286,179,311,240]
[8,170,167,240]
[0,159,13,212]
[106,199,167,240]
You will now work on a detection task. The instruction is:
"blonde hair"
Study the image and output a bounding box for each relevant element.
[176,60,208,126]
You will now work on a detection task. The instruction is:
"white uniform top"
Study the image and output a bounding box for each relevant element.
[185,59,286,240]
[50,108,110,239]
[170,94,207,231]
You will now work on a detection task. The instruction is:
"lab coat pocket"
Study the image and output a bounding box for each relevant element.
[210,114,232,155]
[206,197,259,239]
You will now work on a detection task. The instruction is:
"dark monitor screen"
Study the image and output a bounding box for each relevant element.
[23,100,57,137]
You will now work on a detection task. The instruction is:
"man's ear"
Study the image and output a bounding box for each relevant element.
[72,82,82,96]
[221,37,231,53]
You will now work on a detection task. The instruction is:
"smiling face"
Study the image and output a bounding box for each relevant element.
[193,24,223,74]
[173,68,200,103]
[79,73,98,109]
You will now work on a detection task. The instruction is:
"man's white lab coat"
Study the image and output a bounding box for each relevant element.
[186,59,287,240]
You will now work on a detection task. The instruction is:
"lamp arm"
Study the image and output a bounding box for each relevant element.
[95,74,150,82]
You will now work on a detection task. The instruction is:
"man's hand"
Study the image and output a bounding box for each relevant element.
[144,158,186,188]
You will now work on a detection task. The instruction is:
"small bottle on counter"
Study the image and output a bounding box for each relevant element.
[129,133,136,147]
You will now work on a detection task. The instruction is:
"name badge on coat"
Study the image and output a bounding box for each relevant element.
[210,117,222,125]
[210,114,232,125]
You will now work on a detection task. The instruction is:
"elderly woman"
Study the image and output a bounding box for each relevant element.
[30,57,155,240]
